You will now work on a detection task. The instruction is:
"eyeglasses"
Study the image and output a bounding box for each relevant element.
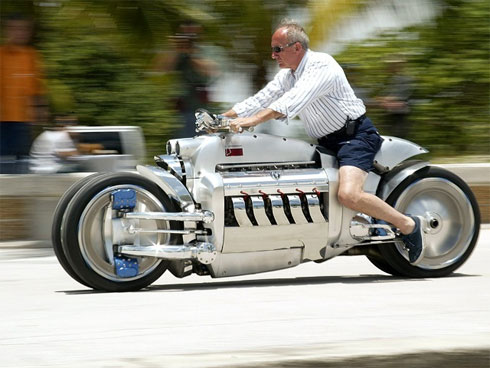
[271,42,297,53]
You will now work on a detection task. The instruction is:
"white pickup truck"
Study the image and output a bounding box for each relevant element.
[30,126,146,173]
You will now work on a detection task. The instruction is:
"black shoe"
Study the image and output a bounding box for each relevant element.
[401,215,426,265]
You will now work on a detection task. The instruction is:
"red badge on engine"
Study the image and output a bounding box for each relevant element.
[225,147,243,157]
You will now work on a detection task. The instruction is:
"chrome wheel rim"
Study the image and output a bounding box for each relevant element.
[393,178,475,269]
[78,185,169,282]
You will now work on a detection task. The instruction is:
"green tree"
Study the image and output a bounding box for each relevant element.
[1,0,305,159]
[336,0,490,157]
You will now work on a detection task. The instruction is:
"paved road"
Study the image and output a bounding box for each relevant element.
[1,228,489,368]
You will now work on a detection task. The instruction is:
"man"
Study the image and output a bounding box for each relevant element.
[153,21,216,138]
[29,115,80,174]
[377,58,414,139]
[222,19,426,265]
[0,15,48,172]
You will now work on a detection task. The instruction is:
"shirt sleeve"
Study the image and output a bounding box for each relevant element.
[232,70,287,117]
[268,61,337,120]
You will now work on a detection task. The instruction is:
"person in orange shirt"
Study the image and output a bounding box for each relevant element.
[0,15,48,173]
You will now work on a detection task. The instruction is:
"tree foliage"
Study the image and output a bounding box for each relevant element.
[2,0,488,159]
[1,0,303,159]
[337,0,489,157]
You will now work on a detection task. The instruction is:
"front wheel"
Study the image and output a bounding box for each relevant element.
[61,172,181,291]
[52,172,106,287]
[378,166,480,278]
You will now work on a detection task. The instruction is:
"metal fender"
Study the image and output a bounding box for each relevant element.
[374,136,428,172]
[137,165,195,212]
[377,161,430,201]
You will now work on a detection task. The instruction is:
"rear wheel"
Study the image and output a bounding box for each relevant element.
[366,255,403,277]
[62,172,181,291]
[378,166,480,277]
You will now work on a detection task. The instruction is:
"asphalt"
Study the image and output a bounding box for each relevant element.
[1,226,489,368]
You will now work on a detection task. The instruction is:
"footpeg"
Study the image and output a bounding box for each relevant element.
[350,214,396,241]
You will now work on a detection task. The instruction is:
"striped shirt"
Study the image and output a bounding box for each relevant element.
[232,50,366,138]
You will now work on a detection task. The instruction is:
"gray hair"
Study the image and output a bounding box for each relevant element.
[276,18,309,50]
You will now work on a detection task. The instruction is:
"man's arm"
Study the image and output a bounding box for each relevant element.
[229,71,287,118]
[229,108,285,132]
[222,109,238,118]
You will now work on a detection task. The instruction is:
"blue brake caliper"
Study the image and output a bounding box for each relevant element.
[114,257,139,278]
[112,188,137,211]
[112,189,139,278]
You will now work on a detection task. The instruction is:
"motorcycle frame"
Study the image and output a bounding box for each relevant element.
[136,132,429,278]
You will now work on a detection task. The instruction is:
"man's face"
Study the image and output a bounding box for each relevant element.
[271,27,302,70]
[6,20,32,45]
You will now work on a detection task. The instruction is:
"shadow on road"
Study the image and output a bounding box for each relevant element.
[60,272,479,295]
[231,349,490,368]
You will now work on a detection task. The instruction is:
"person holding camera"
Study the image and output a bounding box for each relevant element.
[153,21,216,138]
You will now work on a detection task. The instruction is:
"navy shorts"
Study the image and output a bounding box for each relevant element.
[318,116,383,173]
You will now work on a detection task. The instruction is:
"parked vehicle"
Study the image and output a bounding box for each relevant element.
[64,126,145,172]
[52,110,480,291]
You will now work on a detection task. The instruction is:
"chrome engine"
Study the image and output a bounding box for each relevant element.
[219,165,328,227]
[144,124,411,275]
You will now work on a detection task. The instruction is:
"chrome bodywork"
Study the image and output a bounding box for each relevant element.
[119,242,217,265]
[103,113,436,278]
[112,128,427,277]
[378,161,430,201]
[137,165,195,212]
[374,136,428,172]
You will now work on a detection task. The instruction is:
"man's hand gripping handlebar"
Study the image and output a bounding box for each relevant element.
[194,108,253,134]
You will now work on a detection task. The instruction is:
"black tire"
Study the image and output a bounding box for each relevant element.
[61,172,181,292]
[378,166,480,277]
[52,173,106,287]
[366,255,403,277]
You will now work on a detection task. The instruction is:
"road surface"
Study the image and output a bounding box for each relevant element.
[1,228,489,368]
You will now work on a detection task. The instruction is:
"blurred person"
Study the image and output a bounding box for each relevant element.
[29,115,81,174]
[221,19,426,265]
[0,14,48,173]
[377,58,414,139]
[343,63,375,109]
[153,21,216,138]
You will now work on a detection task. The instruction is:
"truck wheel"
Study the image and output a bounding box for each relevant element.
[61,172,181,291]
[379,166,480,277]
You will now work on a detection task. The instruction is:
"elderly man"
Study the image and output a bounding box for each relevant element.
[222,19,426,265]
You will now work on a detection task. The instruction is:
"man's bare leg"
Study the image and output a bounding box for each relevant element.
[337,165,415,235]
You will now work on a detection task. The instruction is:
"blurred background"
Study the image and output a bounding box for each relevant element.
[1,0,489,164]
[0,0,489,242]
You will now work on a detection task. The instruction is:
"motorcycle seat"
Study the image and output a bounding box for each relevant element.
[313,145,337,168]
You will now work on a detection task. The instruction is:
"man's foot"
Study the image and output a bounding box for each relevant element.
[400,215,426,265]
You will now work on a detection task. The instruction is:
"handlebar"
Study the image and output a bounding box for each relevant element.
[194,109,253,134]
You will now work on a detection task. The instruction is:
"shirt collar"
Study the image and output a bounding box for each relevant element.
[291,49,310,80]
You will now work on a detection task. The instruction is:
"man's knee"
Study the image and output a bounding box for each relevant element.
[338,165,368,210]
[338,186,361,209]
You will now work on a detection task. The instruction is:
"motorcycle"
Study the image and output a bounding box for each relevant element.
[52,109,481,291]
